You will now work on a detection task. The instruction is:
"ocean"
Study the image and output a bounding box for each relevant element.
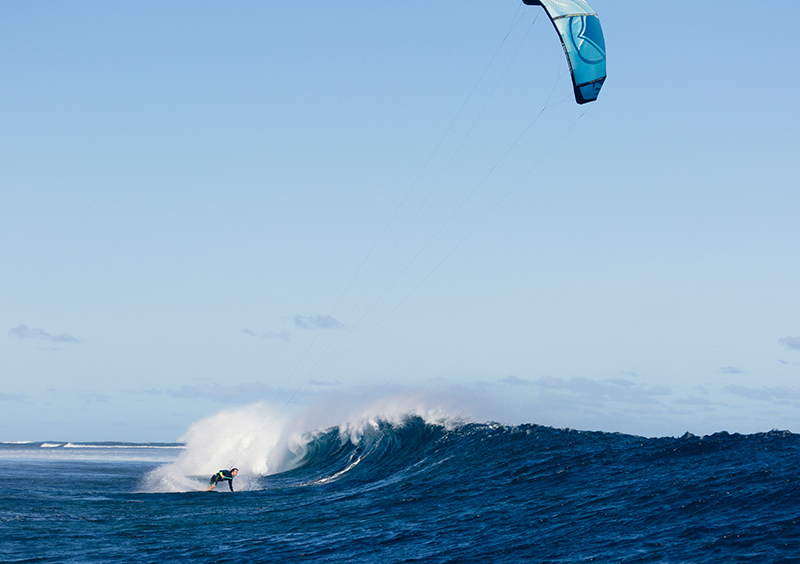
[2,414,800,563]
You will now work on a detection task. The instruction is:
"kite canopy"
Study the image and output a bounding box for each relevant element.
[524,0,607,104]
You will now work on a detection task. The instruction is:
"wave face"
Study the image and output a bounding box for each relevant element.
[4,416,800,562]
[266,418,800,562]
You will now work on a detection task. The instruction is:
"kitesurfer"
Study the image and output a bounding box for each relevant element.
[205,468,238,491]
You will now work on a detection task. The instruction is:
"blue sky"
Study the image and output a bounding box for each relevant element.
[3,2,799,441]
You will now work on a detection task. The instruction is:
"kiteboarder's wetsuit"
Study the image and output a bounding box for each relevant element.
[208,469,236,491]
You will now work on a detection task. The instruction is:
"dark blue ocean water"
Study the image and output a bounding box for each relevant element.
[3,418,800,563]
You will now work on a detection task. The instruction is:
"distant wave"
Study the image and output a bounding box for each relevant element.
[0,442,184,450]
[63,443,185,449]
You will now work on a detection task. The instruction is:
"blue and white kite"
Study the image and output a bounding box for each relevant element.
[524,0,607,104]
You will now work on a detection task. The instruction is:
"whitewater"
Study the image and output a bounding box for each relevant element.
[2,402,800,562]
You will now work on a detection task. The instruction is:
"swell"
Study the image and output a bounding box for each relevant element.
[277,418,800,514]
[267,419,800,563]
[276,418,637,492]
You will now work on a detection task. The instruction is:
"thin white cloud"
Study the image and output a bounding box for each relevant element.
[672,396,720,407]
[242,328,291,341]
[724,385,800,401]
[308,379,342,387]
[532,376,672,405]
[779,336,800,351]
[293,314,343,330]
[0,392,27,402]
[79,393,112,403]
[8,324,79,344]
[127,389,163,396]
[168,382,285,404]
[499,375,532,386]
[719,366,747,375]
